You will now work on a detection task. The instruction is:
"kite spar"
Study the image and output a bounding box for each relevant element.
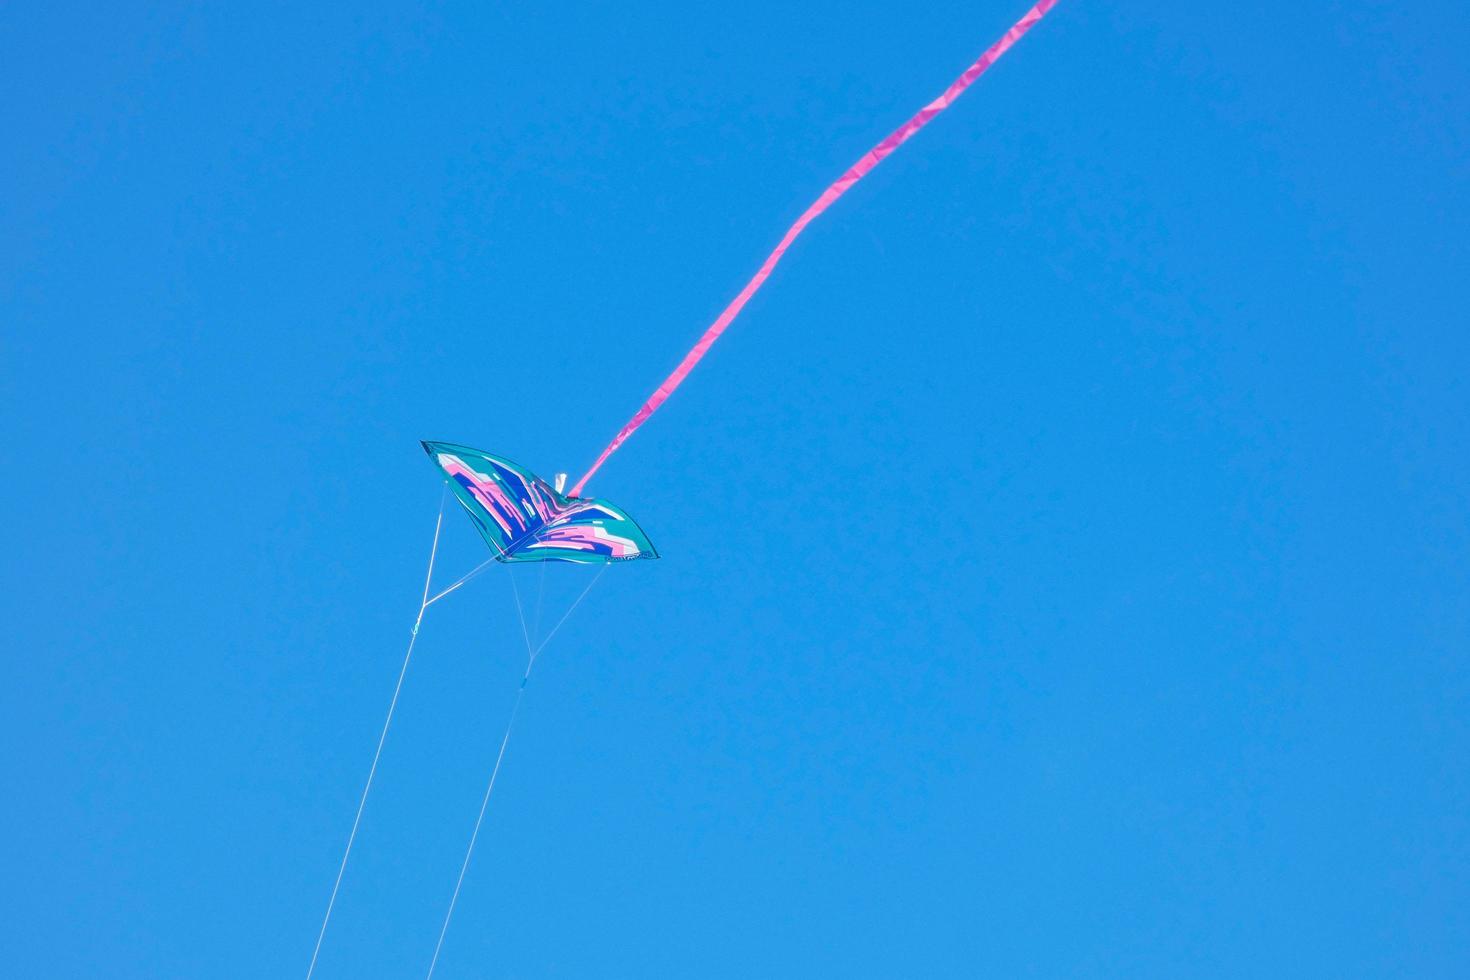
[570,0,1061,497]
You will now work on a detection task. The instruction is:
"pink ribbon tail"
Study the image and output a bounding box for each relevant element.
[571,0,1061,497]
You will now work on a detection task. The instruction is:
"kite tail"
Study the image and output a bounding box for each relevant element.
[570,0,1061,497]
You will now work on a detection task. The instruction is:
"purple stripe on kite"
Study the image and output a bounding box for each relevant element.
[571,0,1061,497]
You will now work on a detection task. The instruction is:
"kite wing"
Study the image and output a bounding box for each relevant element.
[422,441,657,564]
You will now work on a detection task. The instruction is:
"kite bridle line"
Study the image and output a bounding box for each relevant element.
[424,563,607,979]
[306,485,447,980]
[423,490,605,606]
[531,560,550,650]
[306,486,606,979]
[424,555,497,607]
[569,0,1062,498]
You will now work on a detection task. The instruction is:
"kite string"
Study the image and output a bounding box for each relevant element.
[424,565,607,979]
[569,0,1061,497]
[306,486,447,980]
[424,670,528,980]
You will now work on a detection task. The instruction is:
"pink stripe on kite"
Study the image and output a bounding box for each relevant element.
[570,0,1060,497]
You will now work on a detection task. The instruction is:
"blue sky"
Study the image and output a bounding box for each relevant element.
[4,1,1468,976]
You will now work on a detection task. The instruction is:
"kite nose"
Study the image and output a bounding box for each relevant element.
[554,472,568,495]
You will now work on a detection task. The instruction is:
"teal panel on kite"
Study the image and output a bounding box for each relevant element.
[423,441,657,564]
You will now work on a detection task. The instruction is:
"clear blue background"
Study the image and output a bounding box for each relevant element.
[4,2,1467,976]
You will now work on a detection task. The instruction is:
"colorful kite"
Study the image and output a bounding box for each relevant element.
[425,441,657,564]
[307,3,1063,976]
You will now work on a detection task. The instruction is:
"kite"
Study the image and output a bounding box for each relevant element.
[425,441,657,564]
[306,3,1063,977]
